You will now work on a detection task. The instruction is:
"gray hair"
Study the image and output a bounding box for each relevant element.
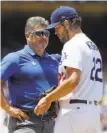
[25,16,49,33]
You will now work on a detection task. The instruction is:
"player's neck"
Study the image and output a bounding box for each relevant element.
[69,28,82,40]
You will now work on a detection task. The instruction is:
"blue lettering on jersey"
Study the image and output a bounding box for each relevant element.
[86,41,98,51]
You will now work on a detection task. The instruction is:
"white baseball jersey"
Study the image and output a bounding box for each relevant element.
[59,32,103,102]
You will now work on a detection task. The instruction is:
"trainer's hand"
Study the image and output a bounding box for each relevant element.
[34,97,51,115]
[7,106,30,121]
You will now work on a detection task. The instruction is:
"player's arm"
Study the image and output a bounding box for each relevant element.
[34,67,81,115]
[46,66,81,102]
[35,43,82,115]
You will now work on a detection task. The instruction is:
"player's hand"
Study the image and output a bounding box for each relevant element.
[34,97,51,115]
[7,106,30,121]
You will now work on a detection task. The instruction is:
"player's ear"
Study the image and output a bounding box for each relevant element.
[63,20,69,25]
[63,20,70,30]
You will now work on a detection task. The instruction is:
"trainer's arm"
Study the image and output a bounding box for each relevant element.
[0,79,29,120]
[0,80,10,111]
[46,67,81,102]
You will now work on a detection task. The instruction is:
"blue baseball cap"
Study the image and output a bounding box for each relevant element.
[47,6,78,30]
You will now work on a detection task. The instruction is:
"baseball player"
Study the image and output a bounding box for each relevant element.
[35,6,103,133]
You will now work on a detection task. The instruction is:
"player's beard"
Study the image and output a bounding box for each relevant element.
[60,31,68,44]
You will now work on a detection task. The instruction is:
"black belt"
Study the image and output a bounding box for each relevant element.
[21,109,55,121]
[13,106,54,121]
[69,99,98,105]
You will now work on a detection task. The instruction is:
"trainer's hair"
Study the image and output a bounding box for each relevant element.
[25,16,49,33]
[68,17,82,29]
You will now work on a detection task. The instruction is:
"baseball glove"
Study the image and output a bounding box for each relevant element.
[39,85,58,119]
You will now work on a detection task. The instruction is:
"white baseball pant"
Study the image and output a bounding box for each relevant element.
[54,100,100,133]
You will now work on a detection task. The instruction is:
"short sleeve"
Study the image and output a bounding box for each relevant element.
[0,53,19,81]
[62,43,83,71]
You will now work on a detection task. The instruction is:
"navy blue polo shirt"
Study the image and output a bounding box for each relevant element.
[1,45,59,111]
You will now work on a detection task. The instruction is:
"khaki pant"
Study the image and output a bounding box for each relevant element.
[8,112,55,133]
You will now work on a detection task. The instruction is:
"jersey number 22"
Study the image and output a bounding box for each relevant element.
[90,57,102,82]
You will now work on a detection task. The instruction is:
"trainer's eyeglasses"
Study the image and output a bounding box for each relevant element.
[29,30,50,37]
